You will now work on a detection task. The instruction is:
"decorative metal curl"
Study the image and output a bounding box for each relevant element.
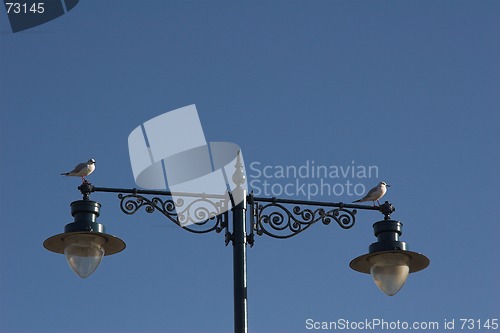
[320,208,357,229]
[118,193,228,234]
[252,201,357,239]
[119,194,178,216]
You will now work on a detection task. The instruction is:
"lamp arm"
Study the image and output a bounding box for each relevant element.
[77,183,395,245]
[79,182,230,235]
[247,194,394,243]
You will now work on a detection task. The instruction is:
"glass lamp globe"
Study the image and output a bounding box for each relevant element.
[63,234,106,278]
[369,252,409,296]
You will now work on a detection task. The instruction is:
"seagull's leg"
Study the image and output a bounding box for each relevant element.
[376,199,381,206]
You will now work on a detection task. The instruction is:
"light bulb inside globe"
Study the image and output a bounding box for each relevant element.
[64,234,105,278]
[369,252,410,296]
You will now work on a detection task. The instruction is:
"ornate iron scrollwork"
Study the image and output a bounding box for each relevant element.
[117,193,229,234]
[84,184,388,244]
[250,197,357,239]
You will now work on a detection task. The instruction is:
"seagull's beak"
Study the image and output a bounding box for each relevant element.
[386,184,391,187]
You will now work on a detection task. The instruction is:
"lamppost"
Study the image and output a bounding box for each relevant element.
[44,155,430,333]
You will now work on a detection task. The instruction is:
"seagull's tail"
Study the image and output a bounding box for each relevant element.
[61,173,69,176]
[353,199,361,203]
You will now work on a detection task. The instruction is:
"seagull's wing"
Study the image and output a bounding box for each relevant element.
[69,162,87,173]
[362,185,379,200]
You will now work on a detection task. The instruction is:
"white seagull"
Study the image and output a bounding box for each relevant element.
[353,181,390,206]
[61,159,96,183]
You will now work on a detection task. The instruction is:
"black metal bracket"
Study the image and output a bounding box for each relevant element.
[79,182,231,236]
[117,192,230,235]
[78,183,396,246]
[247,193,394,240]
[248,194,358,239]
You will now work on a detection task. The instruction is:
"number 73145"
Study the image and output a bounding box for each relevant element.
[460,319,498,330]
[5,2,45,14]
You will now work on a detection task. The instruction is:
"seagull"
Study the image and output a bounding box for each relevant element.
[353,181,390,206]
[61,159,96,183]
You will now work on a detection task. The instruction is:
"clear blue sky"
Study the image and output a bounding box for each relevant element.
[1,1,499,332]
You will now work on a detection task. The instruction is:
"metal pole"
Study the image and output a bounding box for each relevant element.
[232,189,248,333]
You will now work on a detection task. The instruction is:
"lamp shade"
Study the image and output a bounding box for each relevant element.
[43,200,125,278]
[350,219,429,296]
